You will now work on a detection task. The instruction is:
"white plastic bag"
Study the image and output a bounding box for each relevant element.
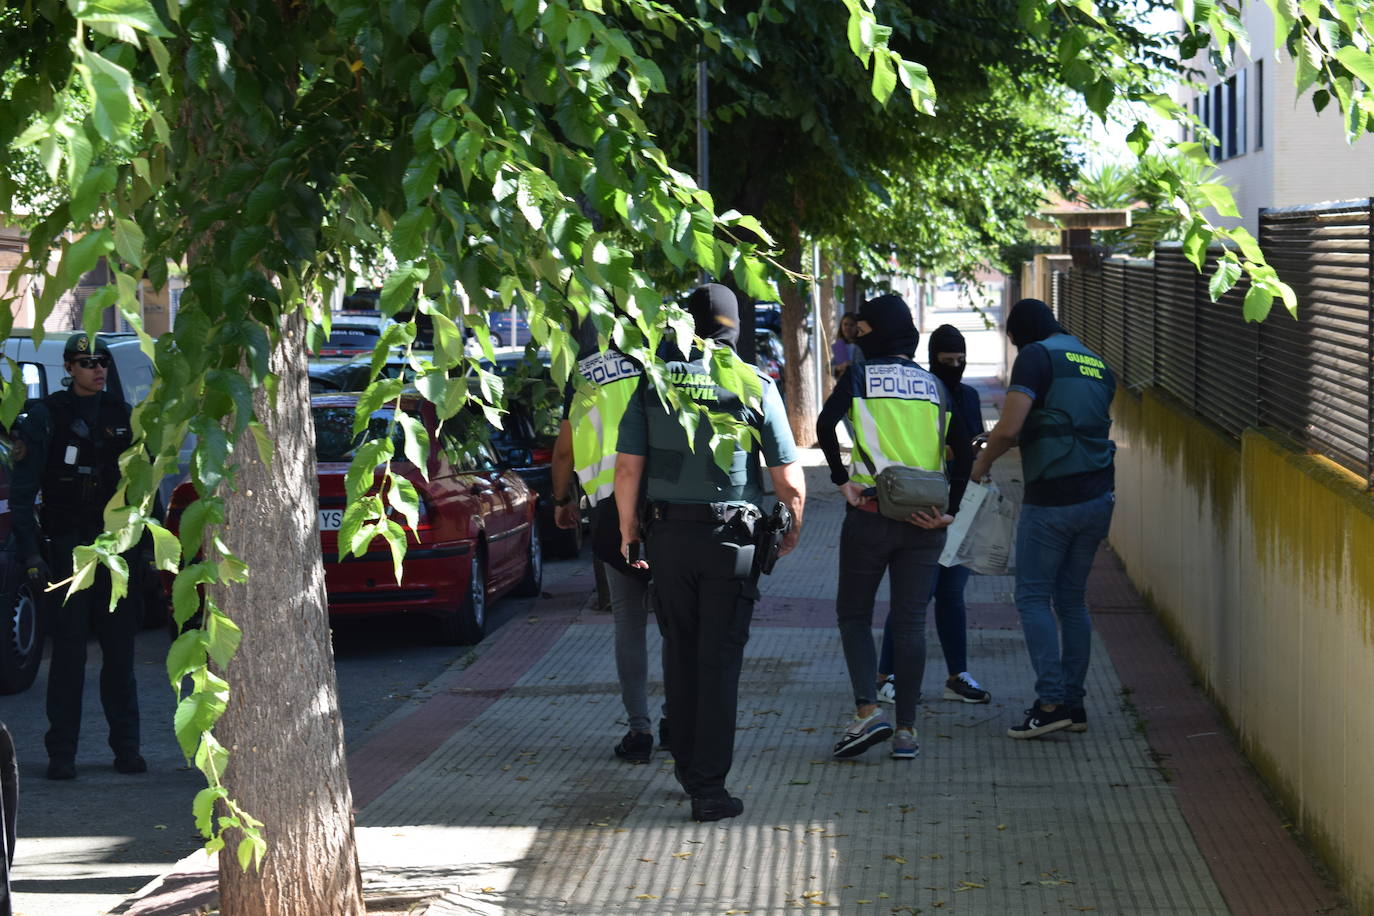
[939,481,1018,575]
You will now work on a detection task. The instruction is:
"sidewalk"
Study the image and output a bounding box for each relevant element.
[117,448,1349,915]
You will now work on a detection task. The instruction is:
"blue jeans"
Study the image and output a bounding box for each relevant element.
[1014,490,1115,708]
[877,564,973,678]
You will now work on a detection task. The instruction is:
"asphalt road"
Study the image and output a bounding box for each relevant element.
[0,554,576,916]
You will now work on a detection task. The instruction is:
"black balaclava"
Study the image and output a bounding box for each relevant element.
[686,283,740,351]
[927,323,966,389]
[856,294,919,359]
[1006,298,1063,349]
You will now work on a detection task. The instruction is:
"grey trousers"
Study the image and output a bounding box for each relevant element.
[605,566,662,732]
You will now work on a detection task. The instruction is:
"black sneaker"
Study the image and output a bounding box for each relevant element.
[691,795,743,822]
[1067,707,1088,733]
[46,758,76,781]
[1006,704,1072,739]
[613,730,653,763]
[943,672,991,704]
[113,753,147,774]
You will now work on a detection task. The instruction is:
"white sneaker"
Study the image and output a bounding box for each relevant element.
[876,675,896,704]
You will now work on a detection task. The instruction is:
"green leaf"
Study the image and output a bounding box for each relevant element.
[148,522,181,572]
[1336,45,1374,89]
[237,833,267,872]
[205,609,243,668]
[392,207,435,261]
[167,630,208,684]
[81,48,138,143]
[871,51,897,104]
[1182,219,1211,269]
[396,411,431,475]
[386,475,420,531]
[1242,283,1274,321]
[192,786,227,837]
[112,217,145,269]
[1208,256,1241,300]
[70,0,172,36]
[174,683,229,758]
[1196,182,1240,218]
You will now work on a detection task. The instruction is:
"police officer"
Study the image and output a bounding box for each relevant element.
[613,284,804,822]
[549,319,665,763]
[11,333,144,780]
[971,298,1115,739]
[815,295,973,761]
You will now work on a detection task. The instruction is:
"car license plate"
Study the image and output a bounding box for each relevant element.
[318,509,343,531]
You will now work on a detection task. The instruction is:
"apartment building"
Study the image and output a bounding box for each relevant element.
[1182,3,1374,234]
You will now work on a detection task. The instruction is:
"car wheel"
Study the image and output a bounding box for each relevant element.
[437,547,487,645]
[0,576,44,695]
[490,330,505,347]
[512,523,543,597]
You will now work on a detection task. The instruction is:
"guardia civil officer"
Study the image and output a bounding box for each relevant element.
[815,295,973,761]
[10,333,144,780]
[550,318,666,763]
[613,284,804,822]
[970,298,1115,739]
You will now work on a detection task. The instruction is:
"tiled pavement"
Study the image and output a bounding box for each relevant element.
[117,449,1349,915]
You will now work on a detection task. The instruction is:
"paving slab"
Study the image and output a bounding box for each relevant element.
[113,441,1349,915]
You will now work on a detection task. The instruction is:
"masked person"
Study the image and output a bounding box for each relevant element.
[874,324,991,706]
[816,297,973,761]
[550,318,666,763]
[970,299,1116,739]
[613,284,804,822]
[10,333,144,780]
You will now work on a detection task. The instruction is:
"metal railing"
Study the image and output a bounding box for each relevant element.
[1053,198,1374,484]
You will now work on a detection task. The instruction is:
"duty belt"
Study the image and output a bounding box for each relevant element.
[649,501,761,524]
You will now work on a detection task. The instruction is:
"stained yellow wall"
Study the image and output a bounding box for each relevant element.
[1111,389,1374,911]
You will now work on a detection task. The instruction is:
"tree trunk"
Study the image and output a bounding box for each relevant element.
[779,227,818,447]
[818,250,838,400]
[843,270,863,313]
[216,310,365,915]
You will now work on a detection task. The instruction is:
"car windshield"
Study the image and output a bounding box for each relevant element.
[313,405,409,463]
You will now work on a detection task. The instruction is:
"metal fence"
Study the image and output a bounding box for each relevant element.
[1053,198,1374,485]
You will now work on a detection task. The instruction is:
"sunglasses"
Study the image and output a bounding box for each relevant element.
[73,356,110,370]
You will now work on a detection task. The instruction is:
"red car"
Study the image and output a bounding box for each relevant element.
[171,393,542,644]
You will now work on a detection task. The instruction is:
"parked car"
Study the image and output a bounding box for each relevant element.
[315,311,397,357]
[754,328,786,397]
[488,310,534,348]
[754,302,782,334]
[1,329,154,405]
[0,431,41,695]
[170,393,542,644]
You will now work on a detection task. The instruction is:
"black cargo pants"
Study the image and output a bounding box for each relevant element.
[646,518,758,801]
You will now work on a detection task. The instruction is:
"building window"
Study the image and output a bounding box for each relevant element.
[1211,83,1224,161]
[1254,59,1264,150]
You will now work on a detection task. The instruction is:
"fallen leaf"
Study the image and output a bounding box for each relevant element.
[774,826,792,832]
[153,825,167,830]
[673,852,693,859]
[877,892,890,899]
[789,778,811,785]
[802,890,823,899]
[635,893,659,900]
[480,887,496,893]
[996,824,1007,831]
[724,910,752,914]
[639,857,655,863]
[884,855,908,864]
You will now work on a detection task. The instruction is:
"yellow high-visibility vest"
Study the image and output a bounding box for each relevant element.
[569,350,642,506]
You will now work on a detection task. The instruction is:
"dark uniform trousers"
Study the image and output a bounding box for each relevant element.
[44,532,141,763]
[646,519,758,801]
